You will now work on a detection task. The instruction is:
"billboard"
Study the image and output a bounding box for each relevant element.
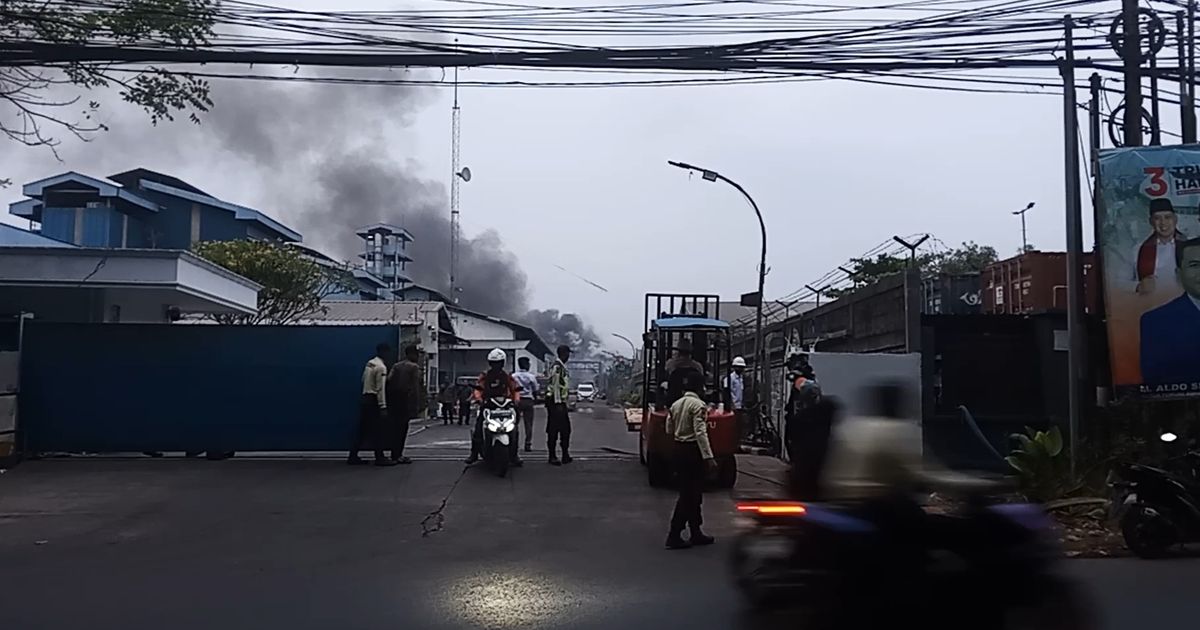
[1099,145,1200,398]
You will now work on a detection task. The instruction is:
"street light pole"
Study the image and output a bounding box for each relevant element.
[668,160,769,428]
[1013,202,1035,252]
[612,332,637,358]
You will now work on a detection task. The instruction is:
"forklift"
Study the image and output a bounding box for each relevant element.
[638,293,738,488]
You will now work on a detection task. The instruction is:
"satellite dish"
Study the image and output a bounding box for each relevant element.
[458,167,472,182]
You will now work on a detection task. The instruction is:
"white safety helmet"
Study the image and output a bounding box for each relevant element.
[487,348,507,363]
[732,356,747,368]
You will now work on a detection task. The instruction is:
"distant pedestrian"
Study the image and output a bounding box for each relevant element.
[439,385,456,425]
[546,344,573,465]
[349,343,395,466]
[386,344,425,465]
[724,355,747,438]
[457,382,473,425]
[664,370,716,550]
[512,356,540,452]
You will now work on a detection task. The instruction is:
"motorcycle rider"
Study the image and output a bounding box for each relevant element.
[820,381,995,625]
[464,348,523,467]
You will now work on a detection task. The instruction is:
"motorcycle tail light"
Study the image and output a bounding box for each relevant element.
[736,502,807,516]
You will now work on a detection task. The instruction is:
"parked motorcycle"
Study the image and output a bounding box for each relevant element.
[1108,432,1200,559]
[729,497,1091,628]
[481,397,518,477]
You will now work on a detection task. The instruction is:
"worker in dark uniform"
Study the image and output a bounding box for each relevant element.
[664,337,705,404]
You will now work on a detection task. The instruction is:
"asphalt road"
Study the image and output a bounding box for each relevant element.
[0,404,1197,629]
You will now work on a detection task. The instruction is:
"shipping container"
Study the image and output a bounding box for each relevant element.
[981,251,1098,315]
[921,273,982,315]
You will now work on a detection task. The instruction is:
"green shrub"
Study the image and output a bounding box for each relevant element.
[1005,426,1078,502]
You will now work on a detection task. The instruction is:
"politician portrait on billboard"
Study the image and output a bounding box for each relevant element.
[1099,145,1200,398]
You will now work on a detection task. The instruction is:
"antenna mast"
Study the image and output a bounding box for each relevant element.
[449,62,462,303]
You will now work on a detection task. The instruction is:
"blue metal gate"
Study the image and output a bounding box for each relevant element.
[18,322,398,453]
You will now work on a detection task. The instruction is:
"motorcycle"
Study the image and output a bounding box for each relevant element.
[729,496,1091,629]
[481,397,518,477]
[1108,432,1200,559]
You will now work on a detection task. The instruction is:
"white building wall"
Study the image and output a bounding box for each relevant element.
[452,311,516,341]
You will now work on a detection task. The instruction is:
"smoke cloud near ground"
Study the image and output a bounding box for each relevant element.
[525,309,602,356]
[191,70,593,350]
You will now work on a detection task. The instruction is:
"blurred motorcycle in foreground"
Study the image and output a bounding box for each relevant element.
[729,493,1093,629]
[1108,431,1200,559]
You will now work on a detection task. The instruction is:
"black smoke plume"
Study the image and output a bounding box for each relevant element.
[525,309,601,356]
[190,70,589,346]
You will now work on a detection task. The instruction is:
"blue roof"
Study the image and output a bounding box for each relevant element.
[0,223,76,248]
[652,317,729,329]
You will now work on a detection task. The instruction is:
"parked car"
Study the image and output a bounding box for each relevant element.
[577,383,596,403]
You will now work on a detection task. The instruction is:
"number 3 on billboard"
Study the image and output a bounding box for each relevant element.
[1145,167,1168,196]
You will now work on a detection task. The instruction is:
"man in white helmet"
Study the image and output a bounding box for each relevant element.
[723,356,747,439]
[465,348,523,466]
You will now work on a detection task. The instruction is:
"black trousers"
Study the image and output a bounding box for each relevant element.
[518,400,536,447]
[352,394,386,461]
[546,403,571,456]
[670,441,705,535]
[459,400,472,424]
[390,408,412,460]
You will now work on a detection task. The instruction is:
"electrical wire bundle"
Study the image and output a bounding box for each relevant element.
[1,0,1191,94]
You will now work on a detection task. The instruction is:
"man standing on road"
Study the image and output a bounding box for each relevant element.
[512,356,540,453]
[724,356,747,438]
[350,343,396,466]
[546,344,573,466]
[457,381,473,426]
[664,370,716,550]
[386,344,425,465]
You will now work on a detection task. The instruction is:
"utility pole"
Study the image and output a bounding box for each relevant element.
[1181,6,1198,143]
[449,62,462,300]
[1061,16,1085,477]
[1122,0,1143,147]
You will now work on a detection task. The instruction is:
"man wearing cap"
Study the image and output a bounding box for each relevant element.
[723,356,747,437]
[1133,198,1188,295]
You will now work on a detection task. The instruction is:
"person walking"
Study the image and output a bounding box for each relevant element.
[512,356,540,452]
[664,370,716,550]
[386,344,425,465]
[350,343,396,466]
[546,344,573,465]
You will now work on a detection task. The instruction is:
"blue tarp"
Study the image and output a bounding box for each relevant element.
[651,317,729,329]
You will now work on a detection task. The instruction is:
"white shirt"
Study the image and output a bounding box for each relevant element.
[512,370,538,400]
[1131,239,1177,281]
[723,372,745,409]
[1189,293,1200,313]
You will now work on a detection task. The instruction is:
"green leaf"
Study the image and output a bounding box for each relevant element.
[1005,455,1031,475]
[1044,426,1064,457]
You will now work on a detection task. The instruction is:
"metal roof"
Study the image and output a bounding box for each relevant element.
[303,300,443,325]
[138,179,301,242]
[355,223,415,242]
[0,223,76,248]
[652,316,730,329]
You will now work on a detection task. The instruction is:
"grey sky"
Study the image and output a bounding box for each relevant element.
[1,0,1113,353]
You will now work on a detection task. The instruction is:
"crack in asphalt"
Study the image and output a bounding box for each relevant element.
[420,464,470,537]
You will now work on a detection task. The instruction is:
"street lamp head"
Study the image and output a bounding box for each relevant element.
[701,170,718,182]
[668,160,719,182]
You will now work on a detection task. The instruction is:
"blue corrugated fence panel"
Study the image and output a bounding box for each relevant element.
[20,323,397,452]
